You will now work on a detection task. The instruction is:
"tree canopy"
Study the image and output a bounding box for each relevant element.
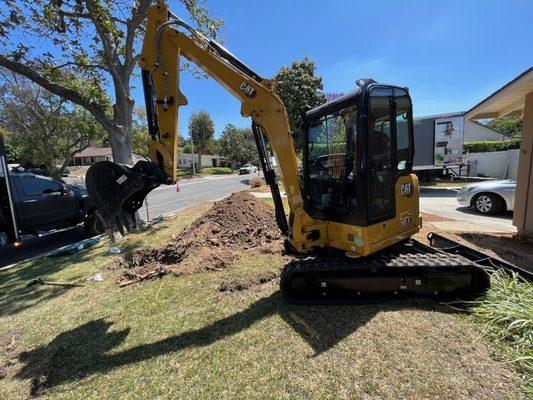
[0,0,222,163]
[486,117,522,138]
[219,124,258,166]
[0,71,106,177]
[273,57,327,151]
[188,110,214,167]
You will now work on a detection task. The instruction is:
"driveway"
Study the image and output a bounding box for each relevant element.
[420,188,516,234]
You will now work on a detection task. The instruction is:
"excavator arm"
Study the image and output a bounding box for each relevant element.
[87,2,324,251]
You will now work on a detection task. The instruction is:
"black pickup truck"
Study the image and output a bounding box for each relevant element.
[0,172,102,242]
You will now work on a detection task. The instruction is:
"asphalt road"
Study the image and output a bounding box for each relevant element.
[0,178,515,268]
[138,173,257,220]
[0,173,256,268]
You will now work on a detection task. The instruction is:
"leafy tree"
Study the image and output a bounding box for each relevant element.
[204,138,220,155]
[0,0,222,164]
[188,110,214,168]
[219,124,258,166]
[486,117,522,138]
[273,57,327,150]
[0,72,105,177]
[182,143,192,154]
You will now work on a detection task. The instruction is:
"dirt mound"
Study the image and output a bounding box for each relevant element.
[119,191,283,285]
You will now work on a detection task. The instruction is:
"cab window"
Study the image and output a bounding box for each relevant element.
[306,105,358,221]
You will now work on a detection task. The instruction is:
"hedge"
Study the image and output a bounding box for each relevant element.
[464,138,521,153]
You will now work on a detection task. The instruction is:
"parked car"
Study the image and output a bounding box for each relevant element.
[0,172,103,239]
[457,179,515,214]
[239,164,258,175]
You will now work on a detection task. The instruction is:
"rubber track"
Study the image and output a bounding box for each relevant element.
[280,240,492,304]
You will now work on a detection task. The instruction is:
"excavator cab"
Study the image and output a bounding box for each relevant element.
[302,81,414,229]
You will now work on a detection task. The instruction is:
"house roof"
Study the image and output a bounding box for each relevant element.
[73,147,113,158]
[466,67,533,120]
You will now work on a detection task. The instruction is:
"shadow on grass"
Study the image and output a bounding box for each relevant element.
[15,292,452,395]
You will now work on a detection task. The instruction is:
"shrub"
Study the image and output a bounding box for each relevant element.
[250,178,265,188]
[464,139,521,153]
[469,272,533,392]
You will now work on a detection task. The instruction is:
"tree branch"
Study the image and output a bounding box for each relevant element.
[0,55,113,131]
[57,9,127,25]
[48,61,106,71]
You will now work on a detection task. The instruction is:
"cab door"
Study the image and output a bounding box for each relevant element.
[367,88,395,222]
[367,87,414,224]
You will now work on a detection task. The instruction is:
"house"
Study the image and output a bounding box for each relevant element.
[71,146,232,169]
[70,147,146,166]
[177,153,232,169]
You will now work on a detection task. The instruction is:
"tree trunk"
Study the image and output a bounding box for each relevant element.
[197,145,202,169]
[108,125,132,164]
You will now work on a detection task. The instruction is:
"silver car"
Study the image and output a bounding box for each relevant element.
[457,179,515,214]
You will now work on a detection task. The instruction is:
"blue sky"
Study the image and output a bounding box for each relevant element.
[140,0,533,138]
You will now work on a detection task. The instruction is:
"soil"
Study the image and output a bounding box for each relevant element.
[218,271,278,293]
[419,211,452,223]
[119,192,284,285]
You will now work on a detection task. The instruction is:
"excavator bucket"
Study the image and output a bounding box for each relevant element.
[85,160,170,233]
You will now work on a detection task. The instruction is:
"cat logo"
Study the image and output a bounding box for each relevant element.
[239,82,256,99]
[400,182,413,198]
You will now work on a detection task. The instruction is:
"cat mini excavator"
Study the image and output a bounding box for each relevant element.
[87,2,530,303]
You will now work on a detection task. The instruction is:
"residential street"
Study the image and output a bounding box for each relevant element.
[138,173,257,220]
[0,178,515,268]
[0,173,256,268]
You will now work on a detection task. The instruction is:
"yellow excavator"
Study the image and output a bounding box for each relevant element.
[85,2,530,302]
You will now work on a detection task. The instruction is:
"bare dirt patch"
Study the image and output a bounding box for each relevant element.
[119,192,283,285]
[458,232,532,272]
[420,211,452,223]
[218,271,278,293]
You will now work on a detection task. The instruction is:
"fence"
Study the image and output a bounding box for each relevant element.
[465,149,519,179]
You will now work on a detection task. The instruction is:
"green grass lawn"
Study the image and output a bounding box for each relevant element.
[0,201,530,399]
[177,167,233,178]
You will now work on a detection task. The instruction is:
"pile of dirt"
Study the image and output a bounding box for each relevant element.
[119,191,283,285]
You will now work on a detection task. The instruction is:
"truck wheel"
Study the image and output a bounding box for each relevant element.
[84,212,104,236]
[474,193,504,215]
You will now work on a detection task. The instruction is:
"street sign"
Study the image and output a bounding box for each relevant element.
[0,132,20,244]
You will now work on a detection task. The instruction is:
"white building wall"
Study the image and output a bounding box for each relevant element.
[467,149,519,179]
[177,153,231,168]
[464,120,504,142]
